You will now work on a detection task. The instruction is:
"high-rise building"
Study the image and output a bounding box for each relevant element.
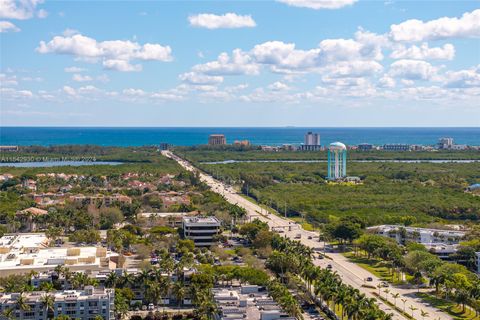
[208,134,226,145]
[327,142,347,180]
[438,137,454,149]
[301,132,321,151]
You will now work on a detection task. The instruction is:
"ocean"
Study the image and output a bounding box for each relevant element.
[0,127,479,147]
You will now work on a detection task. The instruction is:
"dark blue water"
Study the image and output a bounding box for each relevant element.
[0,127,478,147]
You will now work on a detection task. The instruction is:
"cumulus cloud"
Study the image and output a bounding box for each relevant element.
[390,9,480,42]
[179,72,223,85]
[72,74,92,82]
[444,65,480,88]
[390,43,455,60]
[0,0,46,20]
[268,81,290,91]
[63,85,76,96]
[378,75,396,88]
[277,0,357,10]
[192,49,260,76]
[389,59,438,80]
[188,13,256,29]
[0,20,20,32]
[37,33,173,72]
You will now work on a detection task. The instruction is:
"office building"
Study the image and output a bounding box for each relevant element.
[208,134,226,145]
[0,286,114,320]
[159,142,171,151]
[183,217,221,247]
[327,142,347,180]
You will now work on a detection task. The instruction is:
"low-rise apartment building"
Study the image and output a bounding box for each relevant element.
[0,286,114,320]
[183,216,221,247]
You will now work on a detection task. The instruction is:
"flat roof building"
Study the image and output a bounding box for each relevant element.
[183,217,221,247]
[209,134,227,146]
[0,234,117,276]
[367,225,465,245]
[0,286,114,320]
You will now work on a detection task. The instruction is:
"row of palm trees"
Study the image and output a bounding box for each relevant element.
[270,235,393,320]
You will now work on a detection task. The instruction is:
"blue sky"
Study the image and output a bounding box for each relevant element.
[1,0,479,127]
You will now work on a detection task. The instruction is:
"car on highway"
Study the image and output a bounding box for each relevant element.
[308,235,313,239]
[380,281,389,287]
[326,264,332,269]
[366,277,373,282]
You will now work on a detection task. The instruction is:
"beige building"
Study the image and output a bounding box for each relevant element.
[208,134,226,145]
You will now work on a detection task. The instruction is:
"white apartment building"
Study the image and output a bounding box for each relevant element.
[182,217,221,247]
[0,286,114,320]
[367,225,465,244]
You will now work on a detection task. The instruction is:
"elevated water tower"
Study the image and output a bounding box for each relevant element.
[327,142,347,180]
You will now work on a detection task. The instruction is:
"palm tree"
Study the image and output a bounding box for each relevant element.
[172,281,186,308]
[383,288,390,300]
[40,293,55,319]
[409,305,418,317]
[14,293,31,315]
[401,298,407,312]
[391,292,400,307]
[105,271,118,288]
[420,310,429,320]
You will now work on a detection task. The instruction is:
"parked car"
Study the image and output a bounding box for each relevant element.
[326,264,332,269]
[366,277,373,282]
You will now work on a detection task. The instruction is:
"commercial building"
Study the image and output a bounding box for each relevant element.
[327,142,347,180]
[0,286,114,320]
[0,234,118,276]
[367,225,465,245]
[213,286,294,320]
[208,134,227,145]
[382,144,410,151]
[183,216,221,247]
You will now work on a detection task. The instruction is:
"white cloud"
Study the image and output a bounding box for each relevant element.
[323,60,383,78]
[188,13,256,29]
[37,33,173,72]
[390,43,455,60]
[179,72,224,85]
[0,20,20,32]
[63,85,76,96]
[378,75,396,88]
[0,87,33,99]
[64,66,85,73]
[123,88,146,96]
[0,0,45,20]
[277,0,357,10]
[0,73,18,86]
[102,59,142,72]
[268,81,290,91]
[192,49,260,76]
[72,74,92,82]
[444,65,480,88]
[390,9,480,42]
[389,59,438,80]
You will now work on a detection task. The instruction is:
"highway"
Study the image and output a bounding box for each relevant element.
[163,150,451,320]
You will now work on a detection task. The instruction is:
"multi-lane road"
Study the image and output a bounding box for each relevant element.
[163,150,451,320]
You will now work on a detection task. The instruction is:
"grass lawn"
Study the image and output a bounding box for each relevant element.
[343,252,405,284]
[416,292,480,320]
